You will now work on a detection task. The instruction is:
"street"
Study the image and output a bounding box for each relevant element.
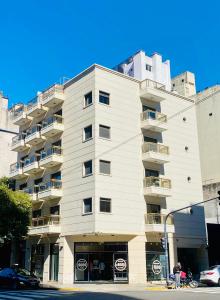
[0,287,220,300]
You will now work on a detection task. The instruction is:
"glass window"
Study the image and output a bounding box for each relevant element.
[50,205,60,215]
[84,125,92,141]
[83,160,93,176]
[100,198,111,213]
[99,91,110,105]
[83,198,92,214]
[145,169,159,177]
[99,125,110,139]
[99,160,111,175]
[146,64,152,72]
[84,91,92,107]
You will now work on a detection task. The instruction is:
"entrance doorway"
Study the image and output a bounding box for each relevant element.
[49,244,59,281]
[74,242,128,283]
[146,242,166,281]
[31,244,45,280]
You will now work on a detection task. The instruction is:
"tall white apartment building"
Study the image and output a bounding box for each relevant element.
[9,52,208,284]
[0,92,17,177]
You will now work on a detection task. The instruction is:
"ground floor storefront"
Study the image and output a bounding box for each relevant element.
[25,234,208,284]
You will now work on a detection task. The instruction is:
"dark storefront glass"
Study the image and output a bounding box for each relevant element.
[74,242,128,283]
[49,244,59,281]
[31,244,45,280]
[146,242,166,281]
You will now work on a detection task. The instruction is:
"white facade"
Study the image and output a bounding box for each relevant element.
[172,71,196,97]
[10,58,208,284]
[114,50,171,91]
[0,92,17,177]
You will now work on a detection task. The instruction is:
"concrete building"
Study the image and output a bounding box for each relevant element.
[172,71,196,98]
[0,92,17,177]
[9,52,208,284]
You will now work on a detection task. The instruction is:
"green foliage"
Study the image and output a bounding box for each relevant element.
[0,178,31,241]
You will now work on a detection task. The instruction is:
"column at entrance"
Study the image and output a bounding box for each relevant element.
[59,236,74,284]
[128,235,146,284]
[168,233,176,273]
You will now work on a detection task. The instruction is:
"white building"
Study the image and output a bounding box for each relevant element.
[0,92,17,178]
[9,52,208,284]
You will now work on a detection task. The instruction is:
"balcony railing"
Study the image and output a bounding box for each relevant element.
[11,107,25,119]
[144,176,171,189]
[41,85,64,102]
[140,79,166,90]
[140,110,167,123]
[42,115,63,129]
[27,96,39,111]
[40,146,62,160]
[145,213,173,225]
[38,179,62,192]
[26,124,42,137]
[23,155,39,167]
[10,162,21,173]
[31,215,60,227]
[142,142,169,155]
[11,133,26,145]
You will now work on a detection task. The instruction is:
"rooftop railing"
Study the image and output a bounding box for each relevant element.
[144,176,171,189]
[140,110,167,123]
[140,79,166,90]
[145,213,173,225]
[142,142,169,155]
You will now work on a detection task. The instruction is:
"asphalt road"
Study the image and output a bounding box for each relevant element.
[0,287,220,300]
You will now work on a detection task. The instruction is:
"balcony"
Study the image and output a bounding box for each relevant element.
[23,186,38,202]
[140,79,166,102]
[29,215,61,236]
[26,97,47,118]
[41,115,64,138]
[145,213,174,233]
[41,85,64,108]
[140,110,167,132]
[142,142,170,164]
[25,125,46,146]
[39,147,63,168]
[23,156,43,175]
[9,162,28,180]
[11,134,30,152]
[38,180,62,200]
[11,107,32,126]
[143,177,172,197]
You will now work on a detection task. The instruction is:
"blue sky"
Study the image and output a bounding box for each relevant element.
[0,0,219,106]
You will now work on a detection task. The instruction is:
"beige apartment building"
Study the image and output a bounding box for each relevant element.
[9,52,208,284]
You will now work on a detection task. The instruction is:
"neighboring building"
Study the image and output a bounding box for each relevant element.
[9,53,208,284]
[171,71,196,97]
[0,92,17,177]
[195,85,220,266]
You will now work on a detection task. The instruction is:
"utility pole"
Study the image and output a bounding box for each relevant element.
[164,193,220,284]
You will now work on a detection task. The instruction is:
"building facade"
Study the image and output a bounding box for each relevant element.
[9,54,208,284]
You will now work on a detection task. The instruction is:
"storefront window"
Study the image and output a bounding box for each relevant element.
[31,244,45,280]
[146,242,166,281]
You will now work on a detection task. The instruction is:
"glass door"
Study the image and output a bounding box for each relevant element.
[113,253,128,282]
[75,253,89,281]
[49,244,59,281]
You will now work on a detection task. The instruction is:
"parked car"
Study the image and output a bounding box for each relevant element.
[200,265,220,286]
[0,267,40,289]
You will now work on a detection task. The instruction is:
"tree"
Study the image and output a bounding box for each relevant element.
[0,177,31,241]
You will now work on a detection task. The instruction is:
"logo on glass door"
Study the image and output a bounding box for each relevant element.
[114,258,127,271]
[76,259,88,271]
[152,260,162,275]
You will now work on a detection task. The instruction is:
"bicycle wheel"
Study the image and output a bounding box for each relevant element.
[189,280,198,288]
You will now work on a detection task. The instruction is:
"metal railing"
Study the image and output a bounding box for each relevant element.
[26,124,42,137]
[140,110,167,122]
[41,85,64,102]
[140,79,166,90]
[10,162,21,173]
[38,179,62,192]
[23,155,39,167]
[27,96,39,111]
[145,213,173,225]
[42,114,63,129]
[31,215,60,227]
[142,142,169,155]
[23,186,35,195]
[11,133,26,145]
[144,176,171,189]
[40,146,62,160]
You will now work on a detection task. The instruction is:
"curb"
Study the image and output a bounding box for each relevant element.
[145,287,168,291]
[58,287,83,291]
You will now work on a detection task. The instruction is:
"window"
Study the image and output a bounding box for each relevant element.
[144,136,157,143]
[83,198,92,214]
[99,91,110,105]
[83,125,92,141]
[99,160,111,175]
[100,198,111,213]
[84,91,92,107]
[145,169,159,177]
[146,64,152,72]
[50,205,60,215]
[19,183,27,190]
[99,125,110,139]
[83,160,93,176]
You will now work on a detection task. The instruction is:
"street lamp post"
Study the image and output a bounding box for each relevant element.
[164,194,220,284]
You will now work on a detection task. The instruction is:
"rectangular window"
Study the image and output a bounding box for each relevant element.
[83,160,93,176]
[99,125,110,139]
[145,169,159,177]
[84,91,92,107]
[99,91,110,105]
[100,198,111,213]
[83,125,92,141]
[146,64,152,72]
[83,198,92,214]
[50,205,60,215]
[99,160,111,175]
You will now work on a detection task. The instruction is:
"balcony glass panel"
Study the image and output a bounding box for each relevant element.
[142,143,169,155]
[26,125,42,137]
[141,110,167,122]
[38,180,62,192]
[40,147,62,160]
[42,115,63,129]
[144,177,171,189]
[145,213,173,225]
[31,215,60,227]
